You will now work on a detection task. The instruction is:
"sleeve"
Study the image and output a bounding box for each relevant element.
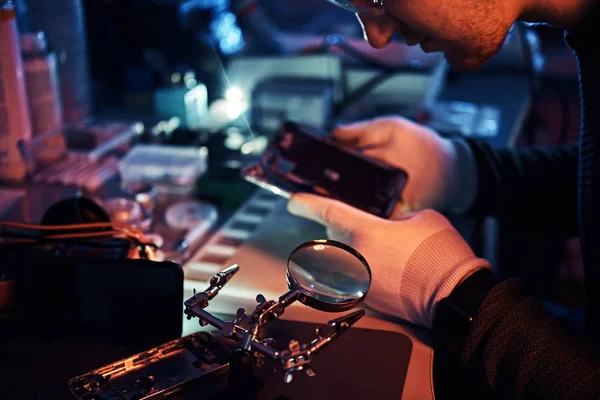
[465,139,579,236]
[434,280,600,400]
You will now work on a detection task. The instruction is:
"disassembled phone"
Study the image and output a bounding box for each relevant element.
[67,332,230,400]
[242,121,408,218]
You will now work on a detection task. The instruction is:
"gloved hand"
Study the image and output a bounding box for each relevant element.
[287,194,491,329]
[331,116,478,214]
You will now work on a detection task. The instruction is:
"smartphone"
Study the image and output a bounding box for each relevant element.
[242,121,408,218]
[67,332,230,400]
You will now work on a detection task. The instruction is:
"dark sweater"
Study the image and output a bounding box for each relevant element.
[433,4,600,398]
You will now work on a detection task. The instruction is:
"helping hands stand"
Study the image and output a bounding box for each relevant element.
[184,240,372,384]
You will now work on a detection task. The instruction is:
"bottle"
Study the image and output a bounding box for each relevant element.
[0,1,32,183]
[26,0,92,123]
[21,31,66,163]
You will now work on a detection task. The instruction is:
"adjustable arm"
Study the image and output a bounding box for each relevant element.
[184,265,366,384]
[184,264,239,310]
[278,309,365,383]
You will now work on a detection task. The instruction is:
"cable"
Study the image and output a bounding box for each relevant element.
[0,232,149,247]
[551,82,571,144]
[0,237,143,260]
[0,222,156,256]
[515,21,550,147]
[515,22,539,100]
[333,69,398,119]
[0,236,134,249]
[0,221,141,232]
[515,23,570,145]
[0,221,145,240]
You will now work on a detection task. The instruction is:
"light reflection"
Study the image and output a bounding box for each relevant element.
[171,72,182,84]
[225,87,243,103]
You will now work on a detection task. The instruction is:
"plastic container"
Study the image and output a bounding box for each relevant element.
[0,1,32,183]
[21,31,66,163]
[119,145,208,194]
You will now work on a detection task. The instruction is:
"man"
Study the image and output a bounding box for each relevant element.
[286,0,600,397]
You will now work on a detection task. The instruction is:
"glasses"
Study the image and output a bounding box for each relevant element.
[325,0,384,15]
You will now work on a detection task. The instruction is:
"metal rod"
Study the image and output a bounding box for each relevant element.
[248,338,279,358]
[189,306,279,359]
[278,289,302,306]
[191,307,226,330]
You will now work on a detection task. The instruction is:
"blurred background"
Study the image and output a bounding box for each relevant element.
[0,0,584,333]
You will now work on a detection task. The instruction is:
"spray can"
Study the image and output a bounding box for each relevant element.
[0,1,32,183]
[21,31,66,163]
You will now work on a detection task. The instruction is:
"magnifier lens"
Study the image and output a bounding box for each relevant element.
[286,240,371,311]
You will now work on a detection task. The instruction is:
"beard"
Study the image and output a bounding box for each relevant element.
[444,40,504,71]
[444,9,514,71]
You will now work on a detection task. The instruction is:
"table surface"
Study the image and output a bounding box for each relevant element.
[180,192,437,400]
[0,63,534,399]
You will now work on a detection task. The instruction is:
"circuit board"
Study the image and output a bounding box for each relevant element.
[67,332,230,400]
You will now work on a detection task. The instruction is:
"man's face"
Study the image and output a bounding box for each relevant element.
[356,0,521,71]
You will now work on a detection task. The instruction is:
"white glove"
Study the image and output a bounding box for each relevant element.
[288,194,491,329]
[331,116,478,214]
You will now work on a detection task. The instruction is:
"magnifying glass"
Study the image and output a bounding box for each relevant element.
[285,239,371,312]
